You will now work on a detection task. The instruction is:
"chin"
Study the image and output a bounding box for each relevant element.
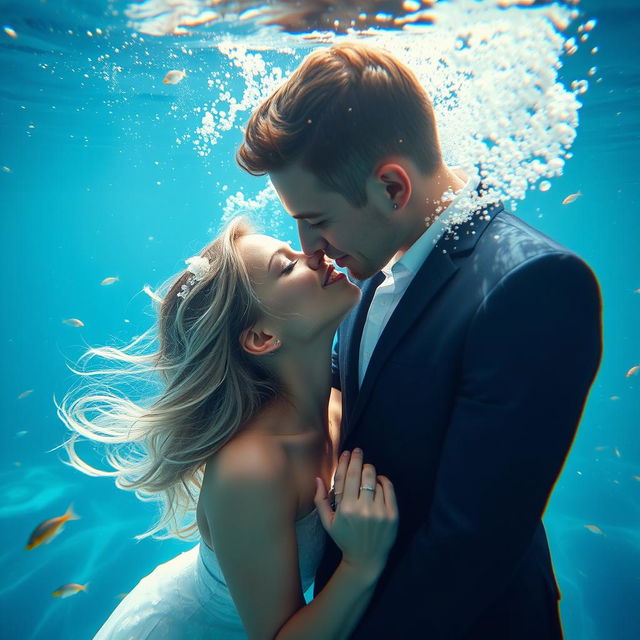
[348,264,378,281]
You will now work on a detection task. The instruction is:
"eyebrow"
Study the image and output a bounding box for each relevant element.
[291,212,323,220]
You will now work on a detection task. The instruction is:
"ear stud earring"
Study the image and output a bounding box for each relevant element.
[393,203,399,210]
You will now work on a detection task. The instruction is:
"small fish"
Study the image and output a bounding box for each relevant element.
[18,389,34,400]
[562,191,582,205]
[15,430,28,437]
[610,396,620,400]
[63,318,84,327]
[626,365,639,378]
[143,284,163,303]
[3,26,18,39]
[1,165,11,173]
[584,524,604,535]
[100,276,119,286]
[634,289,640,294]
[52,583,88,598]
[633,476,640,482]
[614,447,621,458]
[162,69,186,85]
[594,445,607,451]
[26,504,80,550]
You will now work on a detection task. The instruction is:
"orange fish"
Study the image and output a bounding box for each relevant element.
[26,504,80,550]
[162,69,186,85]
[562,191,582,205]
[584,524,604,535]
[63,318,84,327]
[18,389,34,399]
[3,26,18,39]
[626,365,639,378]
[100,276,119,286]
[52,583,88,598]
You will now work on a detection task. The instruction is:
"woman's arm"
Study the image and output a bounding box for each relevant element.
[327,387,342,474]
[275,553,380,640]
[205,439,396,640]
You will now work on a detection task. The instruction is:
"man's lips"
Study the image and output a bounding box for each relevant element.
[335,256,348,268]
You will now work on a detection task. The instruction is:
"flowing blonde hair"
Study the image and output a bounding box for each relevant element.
[57,216,281,540]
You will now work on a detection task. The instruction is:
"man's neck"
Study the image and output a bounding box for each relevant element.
[396,164,468,257]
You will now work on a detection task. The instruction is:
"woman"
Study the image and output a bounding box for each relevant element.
[58,215,398,639]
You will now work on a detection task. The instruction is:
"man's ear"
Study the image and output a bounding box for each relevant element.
[239,326,280,356]
[376,163,411,209]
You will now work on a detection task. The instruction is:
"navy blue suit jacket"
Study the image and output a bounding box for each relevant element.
[313,193,603,639]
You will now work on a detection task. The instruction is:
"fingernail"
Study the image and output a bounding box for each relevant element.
[354,447,362,454]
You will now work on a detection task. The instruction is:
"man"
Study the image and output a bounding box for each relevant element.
[237,42,602,639]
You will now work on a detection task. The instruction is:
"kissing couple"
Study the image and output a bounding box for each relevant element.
[61,42,602,640]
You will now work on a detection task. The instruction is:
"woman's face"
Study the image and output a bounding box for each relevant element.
[237,234,361,344]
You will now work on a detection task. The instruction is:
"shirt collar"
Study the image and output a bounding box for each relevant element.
[384,168,481,278]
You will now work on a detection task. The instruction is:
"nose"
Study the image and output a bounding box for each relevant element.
[305,249,326,271]
[298,222,327,269]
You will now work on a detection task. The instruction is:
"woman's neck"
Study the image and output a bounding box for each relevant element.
[266,332,335,436]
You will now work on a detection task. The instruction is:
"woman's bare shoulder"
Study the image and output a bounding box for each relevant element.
[201,426,293,513]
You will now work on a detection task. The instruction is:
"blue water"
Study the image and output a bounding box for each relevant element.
[1,0,638,638]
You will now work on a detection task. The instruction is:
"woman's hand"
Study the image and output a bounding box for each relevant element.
[315,448,398,577]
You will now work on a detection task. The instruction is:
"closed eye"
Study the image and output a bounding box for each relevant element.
[308,220,327,229]
[281,260,298,275]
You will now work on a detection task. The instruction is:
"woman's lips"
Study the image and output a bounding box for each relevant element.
[322,264,346,287]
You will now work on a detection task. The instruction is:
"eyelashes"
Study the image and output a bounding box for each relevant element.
[281,259,299,275]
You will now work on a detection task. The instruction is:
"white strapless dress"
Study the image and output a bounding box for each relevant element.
[94,507,326,639]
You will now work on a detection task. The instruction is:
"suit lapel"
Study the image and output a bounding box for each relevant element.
[341,189,504,447]
[342,249,458,446]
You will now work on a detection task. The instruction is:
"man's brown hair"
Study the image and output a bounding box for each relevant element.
[236,42,443,207]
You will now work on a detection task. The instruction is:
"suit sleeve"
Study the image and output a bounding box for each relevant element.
[349,251,603,639]
[332,329,341,391]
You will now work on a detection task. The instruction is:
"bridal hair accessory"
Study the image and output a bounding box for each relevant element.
[176,255,210,299]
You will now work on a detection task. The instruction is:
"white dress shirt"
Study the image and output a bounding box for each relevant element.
[358,168,481,387]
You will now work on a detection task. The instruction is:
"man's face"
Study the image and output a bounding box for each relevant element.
[269,163,402,281]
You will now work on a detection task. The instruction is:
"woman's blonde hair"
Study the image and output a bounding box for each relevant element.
[237,41,442,207]
[57,216,280,541]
